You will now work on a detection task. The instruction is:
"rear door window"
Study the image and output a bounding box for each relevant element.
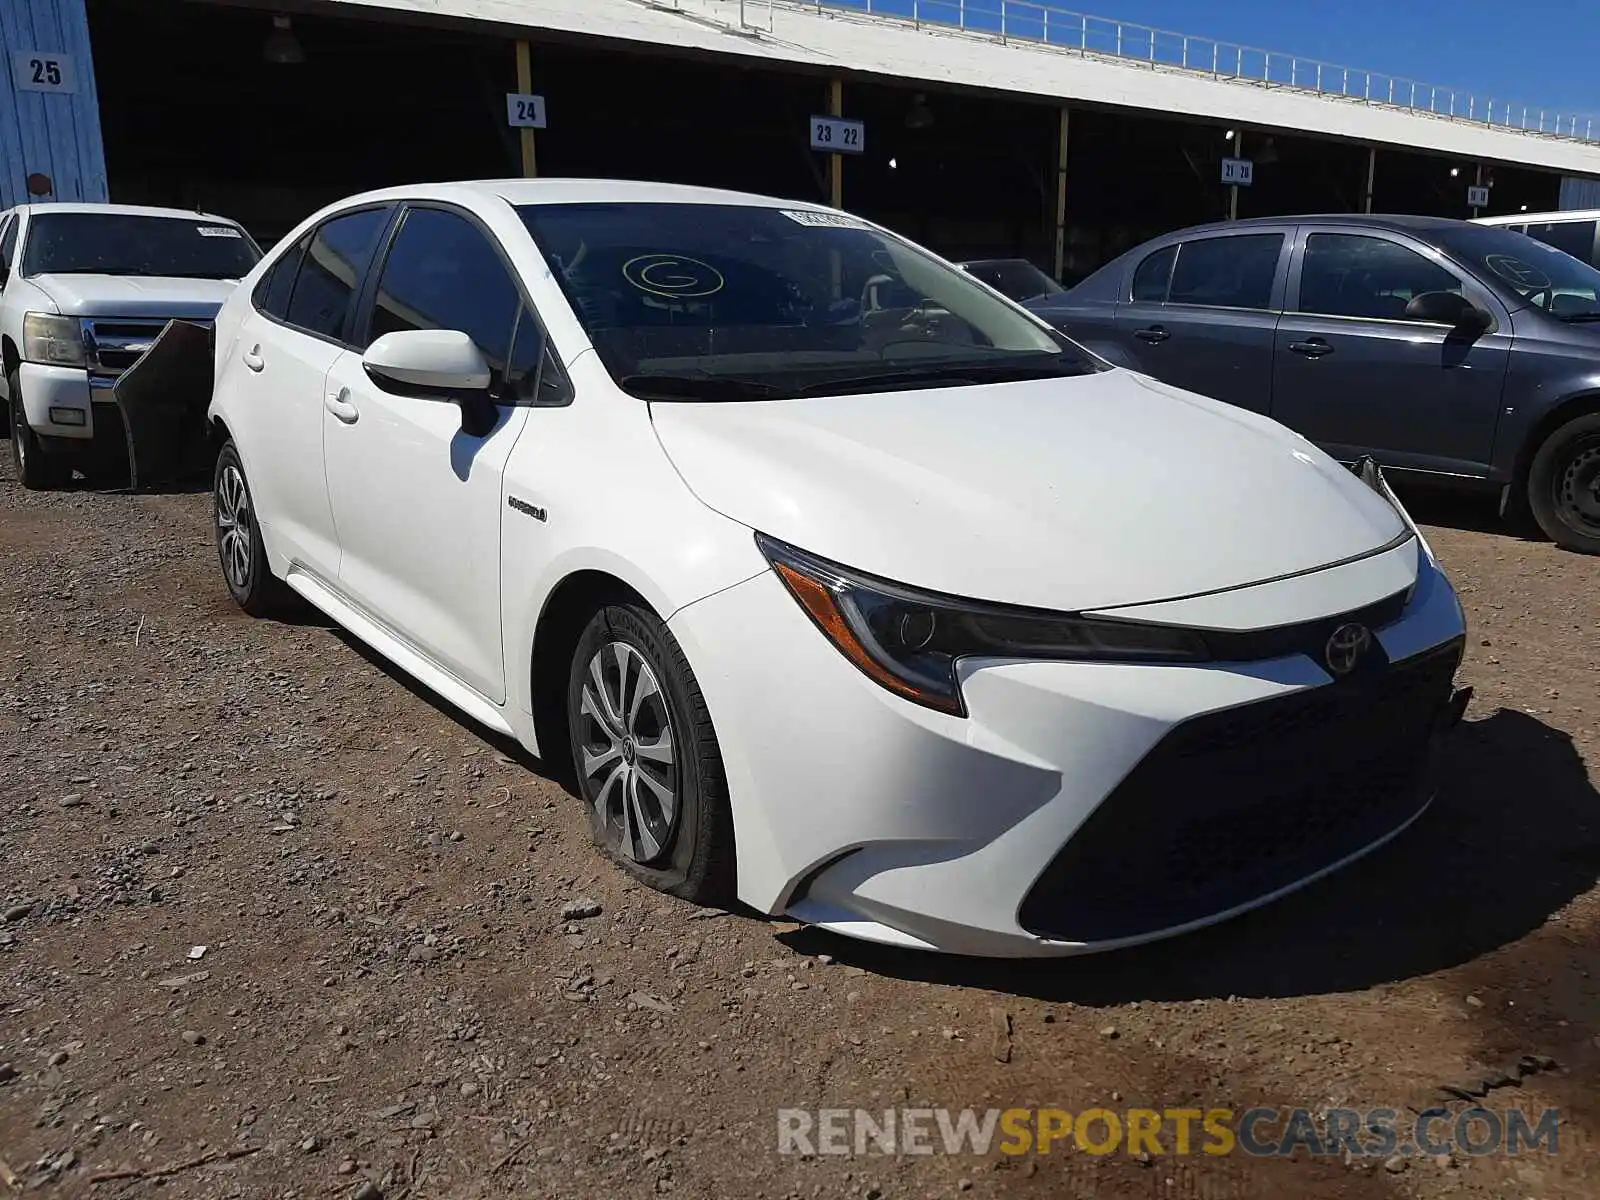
[1168,235,1283,310]
[284,207,391,342]
[1130,245,1176,302]
[1524,219,1598,265]
[253,236,308,321]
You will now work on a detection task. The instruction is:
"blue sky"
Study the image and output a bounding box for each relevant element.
[839,0,1598,118]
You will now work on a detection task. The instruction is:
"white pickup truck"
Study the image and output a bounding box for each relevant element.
[0,202,261,488]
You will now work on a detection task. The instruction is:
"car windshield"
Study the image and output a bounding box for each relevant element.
[1434,222,1600,320]
[516,202,1099,400]
[963,260,1066,303]
[21,212,260,280]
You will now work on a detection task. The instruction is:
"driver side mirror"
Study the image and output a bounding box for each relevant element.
[362,329,498,437]
[1404,290,1491,332]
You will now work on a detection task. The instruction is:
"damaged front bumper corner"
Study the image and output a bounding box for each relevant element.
[108,319,215,488]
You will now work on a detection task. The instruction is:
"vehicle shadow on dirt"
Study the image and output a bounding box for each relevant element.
[323,626,572,786]
[782,708,1600,1005]
[1392,482,1533,541]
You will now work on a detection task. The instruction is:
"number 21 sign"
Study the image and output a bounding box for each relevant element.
[12,51,77,94]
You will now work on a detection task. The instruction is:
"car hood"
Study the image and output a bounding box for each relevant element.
[650,370,1409,612]
[26,274,240,319]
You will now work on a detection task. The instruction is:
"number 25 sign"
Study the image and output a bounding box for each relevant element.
[12,51,77,94]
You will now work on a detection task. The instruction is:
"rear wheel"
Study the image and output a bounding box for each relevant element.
[565,603,734,904]
[8,368,69,490]
[214,441,291,616]
[1527,413,1600,555]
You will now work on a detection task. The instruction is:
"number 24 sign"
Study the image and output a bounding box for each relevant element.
[12,51,77,94]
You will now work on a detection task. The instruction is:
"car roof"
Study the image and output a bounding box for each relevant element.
[316,177,836,214]
[1475,209,1600,225]
[1162,213,1483,239]
[14,201,243,224]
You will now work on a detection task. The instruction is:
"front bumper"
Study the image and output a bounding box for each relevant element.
[668,533,1469,958]
[18,362,95,439]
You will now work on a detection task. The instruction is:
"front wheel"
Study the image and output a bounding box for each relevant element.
[213,441,291,615]
[565,603,735,905]
[8,369,69,491]
[1527,413,1600,555]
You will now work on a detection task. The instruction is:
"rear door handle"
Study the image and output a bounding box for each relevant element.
[1133,325,1171,344]
[242,345,265,373]
[324,388,359,425]
[1288,338,1334,359]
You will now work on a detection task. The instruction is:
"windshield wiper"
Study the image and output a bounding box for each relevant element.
[795,358,1091,397]
[620,373,791,402]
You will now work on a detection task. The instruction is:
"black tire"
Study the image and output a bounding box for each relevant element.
[213,440,291,616]
[8,368,69,490]
[565,603,734,905]
[1527,412,1600,555]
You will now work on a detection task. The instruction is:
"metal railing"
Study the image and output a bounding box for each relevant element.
[674,0,1600,145]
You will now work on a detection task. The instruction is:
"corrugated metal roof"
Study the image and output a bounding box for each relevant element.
[282,0,1600,175]
[0,0,108,209]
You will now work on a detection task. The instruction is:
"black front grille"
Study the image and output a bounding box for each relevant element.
[1017,637,1464,943]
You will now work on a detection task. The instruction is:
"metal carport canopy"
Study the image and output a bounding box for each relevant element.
[254,0,1600,176]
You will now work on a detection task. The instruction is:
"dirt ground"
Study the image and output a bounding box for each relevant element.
[1,445,1596,1200]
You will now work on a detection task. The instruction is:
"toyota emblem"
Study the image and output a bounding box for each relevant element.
[1324,623,1373,676]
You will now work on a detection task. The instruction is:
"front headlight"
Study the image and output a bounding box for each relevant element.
[757,534,1208,716]
[22,312,85,367]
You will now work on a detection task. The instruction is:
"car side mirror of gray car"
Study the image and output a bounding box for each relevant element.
[1405,290,1490,332]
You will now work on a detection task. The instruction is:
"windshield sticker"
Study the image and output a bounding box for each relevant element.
[1484,253,1550,289]
[197,225,243,239]
[780,209,869,230]
[622,254,725,299]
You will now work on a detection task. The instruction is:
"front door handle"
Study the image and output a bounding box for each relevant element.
[242,345,265,373]
[1288,338,1334,359]
[324,388,360,424]
[1133,325,1171,344]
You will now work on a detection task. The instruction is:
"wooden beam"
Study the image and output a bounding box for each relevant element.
[516,40,537,179]
[828,78,843,209]
[1053,106,1069,282]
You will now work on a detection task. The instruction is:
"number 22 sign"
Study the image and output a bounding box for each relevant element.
[12,51,77,94]
[811,116,864,155]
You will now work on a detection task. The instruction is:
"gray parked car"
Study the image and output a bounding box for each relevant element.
[1028,215,1600,554]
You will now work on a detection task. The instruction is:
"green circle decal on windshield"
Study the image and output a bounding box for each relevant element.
[1484,253,1551,290]
[622,254,726,299]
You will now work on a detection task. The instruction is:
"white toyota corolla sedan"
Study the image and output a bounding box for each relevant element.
[207,179,1470,957]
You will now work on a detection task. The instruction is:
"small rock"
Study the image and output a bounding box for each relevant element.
[353,1183,382,1200]
[0,1063,16,1084]
[60,794,85,808]
[182,1030,206,1046]
[1099,1026,1119,1039]
[958,1182,973,1192]
[338,1159,357,1175]
[407,945,437,963]
[188,945,208,960]
[409,1113,434,1130]
[1465,994,1484,1008]
[1432,1153,1453,1168]
[47,1050,69,1067]
[301,1136,321,1153]
[1384,1154,1408,1174]
[2,903,33,923]
[459,1081,480,1098]
[561,898,602,920]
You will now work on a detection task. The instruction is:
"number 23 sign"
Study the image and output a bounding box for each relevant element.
[811,117,864,155]
[12,51,77,94]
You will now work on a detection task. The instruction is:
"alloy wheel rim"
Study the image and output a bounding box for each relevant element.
[1557,440,1600,533]
[215,463,253,591]
[578,641,678,864]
